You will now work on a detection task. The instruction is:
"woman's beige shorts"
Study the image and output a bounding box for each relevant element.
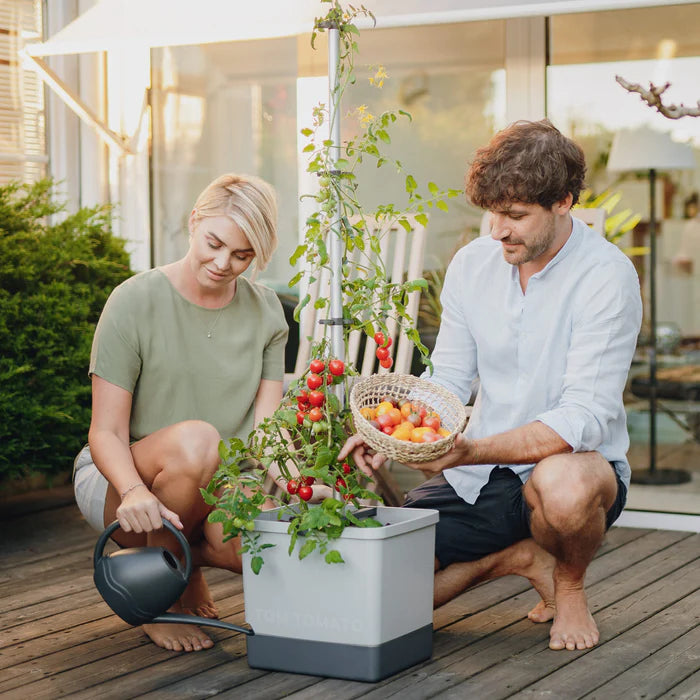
[73,444,109,532]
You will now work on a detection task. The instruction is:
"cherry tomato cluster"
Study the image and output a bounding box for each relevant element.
[295,356,346,430]
[286,475,316,501]
[373,332,393,370]
[360,396,450,443]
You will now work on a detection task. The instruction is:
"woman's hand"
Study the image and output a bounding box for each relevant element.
[308,482,333,503]
[115,484,183,534]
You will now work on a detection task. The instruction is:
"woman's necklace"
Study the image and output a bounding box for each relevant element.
[206,307,225,339]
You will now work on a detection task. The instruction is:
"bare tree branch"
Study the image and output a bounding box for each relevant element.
[616,75,700,119]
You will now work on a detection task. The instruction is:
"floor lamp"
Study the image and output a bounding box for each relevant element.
[608,126,694,485]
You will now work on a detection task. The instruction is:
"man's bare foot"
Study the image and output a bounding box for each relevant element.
[528,599,556,623]
[511,539,556,623]
[549,584,598,650]
[142,602,214,652]
[180,567,218,618]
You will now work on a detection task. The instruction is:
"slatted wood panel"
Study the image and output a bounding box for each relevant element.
[0,503,698,699]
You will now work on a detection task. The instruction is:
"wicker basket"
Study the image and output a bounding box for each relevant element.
[349,374,468,463]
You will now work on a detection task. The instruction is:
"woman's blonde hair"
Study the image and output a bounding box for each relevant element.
[192,174,278,271]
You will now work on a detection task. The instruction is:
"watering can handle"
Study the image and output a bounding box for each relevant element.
[93,519,193,581]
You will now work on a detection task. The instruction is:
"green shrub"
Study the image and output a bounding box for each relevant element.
[0,180,133,482]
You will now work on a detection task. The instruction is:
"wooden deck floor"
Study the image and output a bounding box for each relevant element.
[1,502,698,700]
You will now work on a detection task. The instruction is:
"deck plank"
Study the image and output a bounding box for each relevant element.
[580,625,700,700]
[658,670,700,699]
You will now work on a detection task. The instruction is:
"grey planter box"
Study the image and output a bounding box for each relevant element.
[243,505,439,681]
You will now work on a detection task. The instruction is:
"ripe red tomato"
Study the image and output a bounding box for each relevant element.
[375,346,390,361]
[286,479,299,495]
[308,390,325,407]
[335,477,347,491]
[308,407,323,422]
[298,485,313,501]
[307,373,323,390]
[374,331,386,347]
[296,410,306,425]
[343,493,356,502]
[297,390,309,404]
[302,475,315,486]
[423,415,441,431]
[326,373,334,384]
[329,359,345,376]
[379,356,393,369]
[382,425,395,435]
[342,462,351,474]
[376,413,395,430]
[310,359,325,374]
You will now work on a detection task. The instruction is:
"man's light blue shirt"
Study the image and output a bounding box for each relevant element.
[422,216,643,505]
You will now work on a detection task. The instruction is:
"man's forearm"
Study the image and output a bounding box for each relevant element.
[456,421,572,468]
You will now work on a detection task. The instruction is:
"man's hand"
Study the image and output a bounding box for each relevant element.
[337,434,388,476]
[338,433,476,478]
[402,434,473,477]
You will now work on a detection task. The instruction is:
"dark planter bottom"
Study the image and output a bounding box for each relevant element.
[246,623,433,682]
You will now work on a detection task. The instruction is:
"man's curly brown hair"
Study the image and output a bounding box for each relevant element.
[465,120,586,210]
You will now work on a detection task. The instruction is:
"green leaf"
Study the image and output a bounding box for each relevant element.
[415,213,429,227]
[428,182,439,196]
[376,130,391,144]
[300,127,313,137]
[325,550,344,564]
[251,556,263,575]
[299,539,317,560]
[405,175,417,193]
[302,143,315,153]
[436,200,449,212]
[290,244,306,266]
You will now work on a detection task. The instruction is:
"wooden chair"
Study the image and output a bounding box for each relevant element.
[287,214,428,383]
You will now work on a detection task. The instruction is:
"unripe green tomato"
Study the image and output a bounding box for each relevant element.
[244,520,255,531]
[312,420,328,434]
[233,517,244,529]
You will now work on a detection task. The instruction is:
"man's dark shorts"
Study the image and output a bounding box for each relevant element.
[403,465,627,569]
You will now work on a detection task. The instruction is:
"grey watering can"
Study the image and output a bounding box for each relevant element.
[93,519,253,635]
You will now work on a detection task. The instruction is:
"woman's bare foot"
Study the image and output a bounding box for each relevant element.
[142,601,214,652]
[549,583,598,650]
[180,567,218,618]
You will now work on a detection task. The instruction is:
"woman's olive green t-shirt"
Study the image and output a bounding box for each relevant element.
[89,269,288,441]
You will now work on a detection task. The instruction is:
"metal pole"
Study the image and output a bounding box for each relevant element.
[327,26,345,364]
[648,168,658,475]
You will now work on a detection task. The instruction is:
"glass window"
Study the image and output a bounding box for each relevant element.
[151,37,299,290]
[549,5,700,515]
[338,20,506,268]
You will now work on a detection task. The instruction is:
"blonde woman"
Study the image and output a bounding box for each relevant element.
[73,174,288,652]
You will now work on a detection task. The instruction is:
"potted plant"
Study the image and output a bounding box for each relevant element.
[203,0,461,681]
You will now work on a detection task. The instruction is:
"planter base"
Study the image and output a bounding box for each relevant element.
[246,623,433,682]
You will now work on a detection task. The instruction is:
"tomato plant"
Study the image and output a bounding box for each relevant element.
[203,0,458,574]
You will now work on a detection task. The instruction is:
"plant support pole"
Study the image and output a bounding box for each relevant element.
[328,25,345,364]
